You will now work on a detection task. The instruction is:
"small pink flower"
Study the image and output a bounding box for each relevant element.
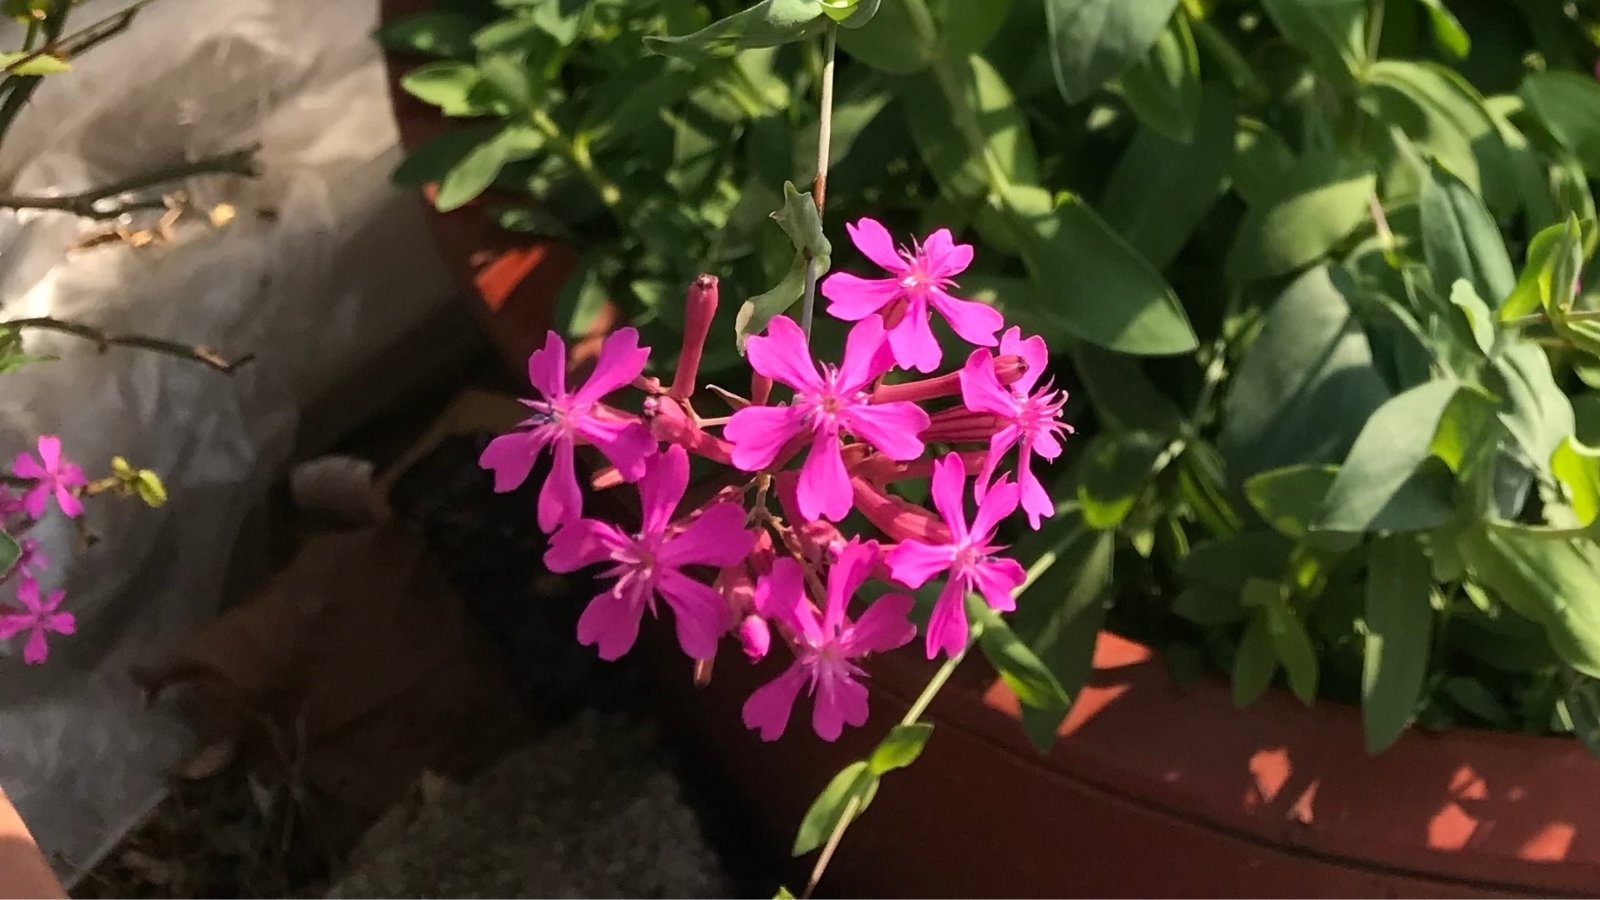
[546,444,755,661]
[0,575,75,665]
[16,539,46,576]
[820,218,1003,373]
[741,539,915,742]
[480,329,657,533]
[960,327,1074,529]
[12,436,86,519]
[887,453,1026,659]
[724,316,930,522]
[738,613,771,662]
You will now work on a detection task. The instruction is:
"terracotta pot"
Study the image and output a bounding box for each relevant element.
[379,10,1600,896]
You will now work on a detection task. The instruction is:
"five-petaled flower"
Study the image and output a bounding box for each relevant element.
[725,315,930,522]
[12,435,86,520]
[820,218,1003,373]
[961,327,1074,529]
[479,329,657,533]
[742,539,915,741]
[546,444,756,661]
[0,575,75,665]
[887,453,1027,658]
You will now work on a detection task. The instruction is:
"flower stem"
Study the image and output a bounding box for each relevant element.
[799,24,837,340]
[0,147,259,220]
[1509,308,1600,329]
[2,316,252,372]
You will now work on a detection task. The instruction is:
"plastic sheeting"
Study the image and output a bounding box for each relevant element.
[0,0,457,882]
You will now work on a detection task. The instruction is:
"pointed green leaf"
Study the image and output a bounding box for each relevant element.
[868,723,934,774]
[1118,10,1200,143]
[1265,591,1319,705]
[1232,610,1278,708]
[1227,154,1375,281]
[1520,72,1600,181]
[1261,0,1366,75]
[972,595,1071,711]
[647,0,828,59]
[1244,464,1341,539]
[1044,0,1179,104]
[734,183,832,350]
[1077,431,1166,529]
[1552,436,1600,527]
[1419,158,1515,306]
[375,11,484,59]
[1463,524,1600,679]
[792,761,877,856]
[1362,536,1433,753]
[0,532,18,575]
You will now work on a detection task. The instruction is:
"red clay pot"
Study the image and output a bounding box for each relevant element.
[380,11,1600,896]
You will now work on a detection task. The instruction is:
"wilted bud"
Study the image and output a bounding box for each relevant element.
[671,274,718,400]
[738,614,771,662]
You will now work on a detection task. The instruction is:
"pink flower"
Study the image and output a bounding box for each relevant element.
[741,539,915,741]
[887,453,1026,659]
[16,539,46,576]
[546,444,755,661]
[12,436,86,519]
[724,316,930,522]
[820,218,1003,373]
[737,613,771,662]
[960,327,1073,529]
[0,575,74,665]
[479,329,657,533]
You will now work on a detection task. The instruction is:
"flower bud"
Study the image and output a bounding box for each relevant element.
[671,274,718,400]
[738,614,771,662]
[645,395,734,464]
[751,372,773,407]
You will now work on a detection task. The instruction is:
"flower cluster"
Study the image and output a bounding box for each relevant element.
[0,436,85,664]
[481,219,1074,741]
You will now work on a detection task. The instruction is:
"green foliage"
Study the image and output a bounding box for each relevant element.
[386,0,1600,762]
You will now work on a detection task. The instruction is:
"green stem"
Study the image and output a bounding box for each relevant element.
[532,108,623,212]
[1509,308,1600,329]
[799,24,837,340]
[0,146,259,219]
[3,316,252,372]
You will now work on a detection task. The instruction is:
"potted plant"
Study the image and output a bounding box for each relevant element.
[380,0,1600,895]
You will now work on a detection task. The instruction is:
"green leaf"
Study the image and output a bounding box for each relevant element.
[1007,514,1115,751]
[1180,530,1295,598]
[1070,345,1184,437]
[134,470,168,508]
[1362,535,1433,753]
[1232,610,1279,708]
[734,182,832,350]
[1448,280,1496,356]
[1551,436,1600,527]
[1007,190,1196,355]
[1520,72,1600,181]
[1227,154,1376,281]
[1230,118,1298,208]
[433,124,543,212]
[0,531,18,575]
[1265,591,1319,705]
[1100,86,1234,268]
[0,50,69,75]
[1419,158,1515,306]
[904,54,1038,200]
[1463,524,1600,679]
[1489,339,1575,471]
[792,760,877,856]
[1044,0,1180,104]
[1244,465,1340,539]
[1564,675,1600,759]
[868,723,933,774]
[400,62,498,117]
[1077,432,1166,529]
[1367,61,1513,214]
[836,0,935,73]
[1117,10,1200,143]
[374,11,483,59]
[972,595,1071,710]
[822,0,881,27]
[1219,266,1391,479]
[1319,380,1491,533]
[1415,0,1469,58]
[775,887,797,900]
[930,0,1012,56]
[1502,218,1587,322]
[647,0,828,59]
[1261,0,1366,75]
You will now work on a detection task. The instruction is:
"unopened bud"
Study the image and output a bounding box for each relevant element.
[738,614,771,662]
[993,353,1026,387]
[751,372,773,407]
[671,274,718,400]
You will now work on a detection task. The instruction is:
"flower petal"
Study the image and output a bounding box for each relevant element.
[658,569,732,660]
[14,577,40,613]
[970,476,1020,542]
[813,670,870,741]
[19,486,47,521]
[924,579,969,659]
[0,613,29,641]
[970,557,1025,613]
[661,503,754,569]
[11,452,44,481]
[885,539,954,589]
[54,483,82,519]
[23,627,49,664]
[920,228,974,277]
[725,405,807,471]
[746,315,822,392]
[575,327,650,404]
[886,299,942,373]
[1000,327,1049,393]
[974,427,1020,503]
[820,273,903,321]
[959,348,1019,417]
[545,518,627,572]
[847,217,910,273]
[756,557,821,646]
[824,539,878,633]
[928,453,969,540]
[527,331,567,398]
[638,444,690,534]
[478,429,549,493]
[576,416,655,482]
[742,664,807,742]
[34,436,62,472]
[1017,450,1055,530]
[798,436,852,522]
[836,315,895,393]
[537,438,582,533]
[44,612,74,636]
[845,592,916,655]
[842,401,928,461]
[929,288,1003,347]
[577,584,646,661]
